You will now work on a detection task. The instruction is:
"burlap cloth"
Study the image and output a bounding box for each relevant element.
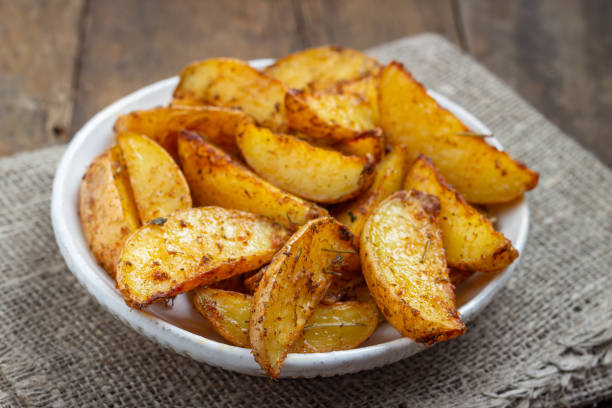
[0,34,610,407]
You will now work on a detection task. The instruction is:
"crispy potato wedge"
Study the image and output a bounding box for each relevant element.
[113,106,249,159]
[250,217,357,377]
[285,90,378,142]
[79,147,140,276]
[360,190,466,344]
[378,62,539,204]
[173,58,287,130]
[116,132,192,223]
[333,129,385,162]
[177,131,327,230]
[264,45,381,91]
[236,121,375,204]
[334,146,408,240]
[116,207,289,308]
[194,288,378,354]
[405,155,518,272]
[194,288,252,347]
[291,301,378,353]
[336,74,380,124]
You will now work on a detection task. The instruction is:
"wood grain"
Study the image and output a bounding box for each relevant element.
[293,0,460,49]
[70,0,300,134]
[0,0,85,155]
[457,0,612,167]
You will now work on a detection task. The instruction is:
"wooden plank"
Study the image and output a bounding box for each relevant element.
[70,0,299,134]
[294,0,461,49]
[0,0,84,156]
[457,0,612,167]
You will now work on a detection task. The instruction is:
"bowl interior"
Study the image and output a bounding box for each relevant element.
[51,59,528,377]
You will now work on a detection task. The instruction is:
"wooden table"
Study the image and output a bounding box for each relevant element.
[2,0,611,168]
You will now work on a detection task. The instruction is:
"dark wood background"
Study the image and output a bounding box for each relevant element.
[1,0,611,168]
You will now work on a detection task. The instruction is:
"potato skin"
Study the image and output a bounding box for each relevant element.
[79,148,140,277]
[285,90,378,143]
[173,58,287,131]
[116,207,289,308]
[113,106,249,159]
[378,61,538,204]
[236,121,375,204]
[249,217,358,378]
[360,190,466,344]
[405,155,518,272]
[177,131,327,230]
[264,45,381,91]
[334,146,408,241]
[117,132,192,223]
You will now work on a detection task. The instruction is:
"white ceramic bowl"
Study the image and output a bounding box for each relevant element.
[51,59,528,378]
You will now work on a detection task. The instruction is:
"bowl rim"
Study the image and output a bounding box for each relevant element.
[51,58,528,377]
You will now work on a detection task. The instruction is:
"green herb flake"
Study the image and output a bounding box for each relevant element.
[150,217,167,226]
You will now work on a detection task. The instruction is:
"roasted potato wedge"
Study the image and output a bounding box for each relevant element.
[194,288,378,354]
[250,217,357,377]
[378,62,538,204]
[334,146,408,240]
[173,58,287,131]
[116,132,192,223]
[285,89,378,142]
[113,106,249,159]
[264,45,381,91]
[194,288,252,347]
[333,129,385,162]
[236,121,375,204]
[79,147,140,276]
[405,155,518,272]
[116,207,289,308]
[177,131,327,230]
[360,190,466,344]
[336,74,380,125]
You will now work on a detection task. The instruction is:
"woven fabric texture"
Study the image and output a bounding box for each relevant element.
[0,34,610,407]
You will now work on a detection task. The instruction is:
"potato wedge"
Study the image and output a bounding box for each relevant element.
[250,217,357,377]
[336,74,380,125]
[116,207,289,308]
[333,129,385,162]
[285,89,378,142]
[360,190,466,344]
[177,131,327,230]
[194,288,252,347]
[405,155,518,272]
[79,147,140,276]
[290,301,378,353]
[378,62,539,204]
[116,132,192,223]
[194,288,378,354]
[173,58,287,130]
[113,106,249,159]
[264,45,381,91]
[334,146,408,240]
[236,121,375,204]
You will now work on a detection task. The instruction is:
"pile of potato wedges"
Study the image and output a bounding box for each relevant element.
[79,45,538,378]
